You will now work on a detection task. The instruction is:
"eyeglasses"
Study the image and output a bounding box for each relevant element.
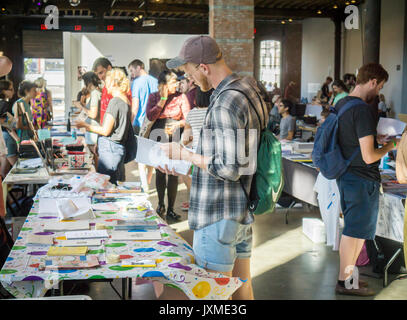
[184,64,200,79]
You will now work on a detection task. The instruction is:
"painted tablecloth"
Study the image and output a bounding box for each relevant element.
[0,200,243,300]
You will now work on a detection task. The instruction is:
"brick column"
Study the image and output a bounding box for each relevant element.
[209,0,254,77]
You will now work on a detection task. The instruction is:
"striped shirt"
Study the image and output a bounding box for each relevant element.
[188,74,267,231]
[185,108,208,150]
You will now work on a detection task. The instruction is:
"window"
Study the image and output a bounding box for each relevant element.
[259,40,281,89]
[24,58,65,118]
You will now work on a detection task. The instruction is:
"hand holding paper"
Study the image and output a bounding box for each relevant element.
[136,137,191,175]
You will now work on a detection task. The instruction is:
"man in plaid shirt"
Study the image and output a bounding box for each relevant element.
[159,36,266,300]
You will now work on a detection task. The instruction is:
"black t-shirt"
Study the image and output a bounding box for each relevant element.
[336,96,380,182]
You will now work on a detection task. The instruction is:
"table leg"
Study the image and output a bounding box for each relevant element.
[383,248,402,287]
[128,278,132,299]
[121,278,128,300]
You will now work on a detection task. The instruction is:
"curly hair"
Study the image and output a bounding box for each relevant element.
[105,68,130,95]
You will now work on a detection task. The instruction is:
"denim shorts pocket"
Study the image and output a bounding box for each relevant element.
[216,220,240,246]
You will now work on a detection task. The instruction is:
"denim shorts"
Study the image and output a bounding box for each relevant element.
[97,136,125,185]
[85,131,98,145]
[193,219,253,273]
[2,130,17,157]
[337,171,380,240]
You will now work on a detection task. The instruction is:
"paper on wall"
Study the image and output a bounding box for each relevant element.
[136,137,191,175]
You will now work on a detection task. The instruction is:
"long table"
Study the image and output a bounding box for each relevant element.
[0,194,243,300]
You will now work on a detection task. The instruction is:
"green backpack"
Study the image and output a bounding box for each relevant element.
[222,88,284,215]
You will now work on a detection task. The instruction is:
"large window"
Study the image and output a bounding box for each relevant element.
[24,58,65,118]
[259,40,281,88]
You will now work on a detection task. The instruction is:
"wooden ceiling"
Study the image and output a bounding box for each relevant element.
[0,0,363,21]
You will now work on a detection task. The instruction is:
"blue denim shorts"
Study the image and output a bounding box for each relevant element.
[193,219,253,273]
[337,171,380,240]
[97,136,125,185]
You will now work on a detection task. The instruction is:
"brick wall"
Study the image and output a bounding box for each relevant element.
[254,21,303,99]
[209,0,254,77]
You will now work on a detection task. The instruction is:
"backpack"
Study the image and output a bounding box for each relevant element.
[219,88,284,215]
[311,99,366,180]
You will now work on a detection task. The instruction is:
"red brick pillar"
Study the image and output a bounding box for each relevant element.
[209,0,254,77]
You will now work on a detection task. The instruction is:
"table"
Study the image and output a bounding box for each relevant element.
[282,157,318,207]
[0,196,243,300]
[281,144,405,286]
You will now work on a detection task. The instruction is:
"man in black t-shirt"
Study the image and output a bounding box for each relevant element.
[335,63,397,297]
[320,76,333,102]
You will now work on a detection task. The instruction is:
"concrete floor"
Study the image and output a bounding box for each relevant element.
[18,161,407,300]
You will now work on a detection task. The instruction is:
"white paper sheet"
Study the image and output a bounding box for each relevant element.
[39,197,92,215]
[43,220,90,231]
[56,239,101,246]
[56,198,95,221]
[65,230,109,239]
[110,231,162,241]
[136,137,191,175]
[377,117,406,137]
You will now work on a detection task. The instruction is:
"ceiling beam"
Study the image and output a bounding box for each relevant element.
[1,0,340,19]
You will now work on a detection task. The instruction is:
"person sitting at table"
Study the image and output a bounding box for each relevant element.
[73,71,102,168]
[12,80,37,142]
[331,80,349,106]
[277,99,296,141]
[76,68,132,185]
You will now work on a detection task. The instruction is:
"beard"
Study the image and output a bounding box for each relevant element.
[193,74,212,92]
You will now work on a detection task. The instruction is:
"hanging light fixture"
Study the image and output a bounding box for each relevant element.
[69,0,81,7]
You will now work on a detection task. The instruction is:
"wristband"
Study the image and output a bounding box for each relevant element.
[393,141,397,148]
[160,97,168,101]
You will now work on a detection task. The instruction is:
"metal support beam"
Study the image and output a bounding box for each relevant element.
[363,0,381,64]
[333,16,342,80]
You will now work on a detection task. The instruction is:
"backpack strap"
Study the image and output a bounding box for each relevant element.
[337,98,367,117]
[212,87,266,211]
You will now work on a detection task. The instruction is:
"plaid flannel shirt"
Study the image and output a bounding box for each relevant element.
[188,74,267,230]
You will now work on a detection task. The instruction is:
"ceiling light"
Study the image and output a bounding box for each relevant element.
[142,19,156,27]
[139,14,143,18]
[288,18,293,22]
[133,17,139,22]
[281,20,286,24]
[69,0,81,7]
[333,5,338,9]
[317,10,322,14]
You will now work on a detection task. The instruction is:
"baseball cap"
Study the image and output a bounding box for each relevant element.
[166,35,222,69]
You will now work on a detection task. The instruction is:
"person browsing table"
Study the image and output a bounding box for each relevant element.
[76,68,132,185]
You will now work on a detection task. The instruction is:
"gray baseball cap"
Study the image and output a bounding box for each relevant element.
[166,35,222,69]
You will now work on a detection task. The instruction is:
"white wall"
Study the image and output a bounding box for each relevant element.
[63,32,197,110]
[301,18,335,101]
[379,0,405,116]
[343,0,405,116]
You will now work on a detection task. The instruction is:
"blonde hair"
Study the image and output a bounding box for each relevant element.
[34,77,46,89]
[105,68,129,95]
